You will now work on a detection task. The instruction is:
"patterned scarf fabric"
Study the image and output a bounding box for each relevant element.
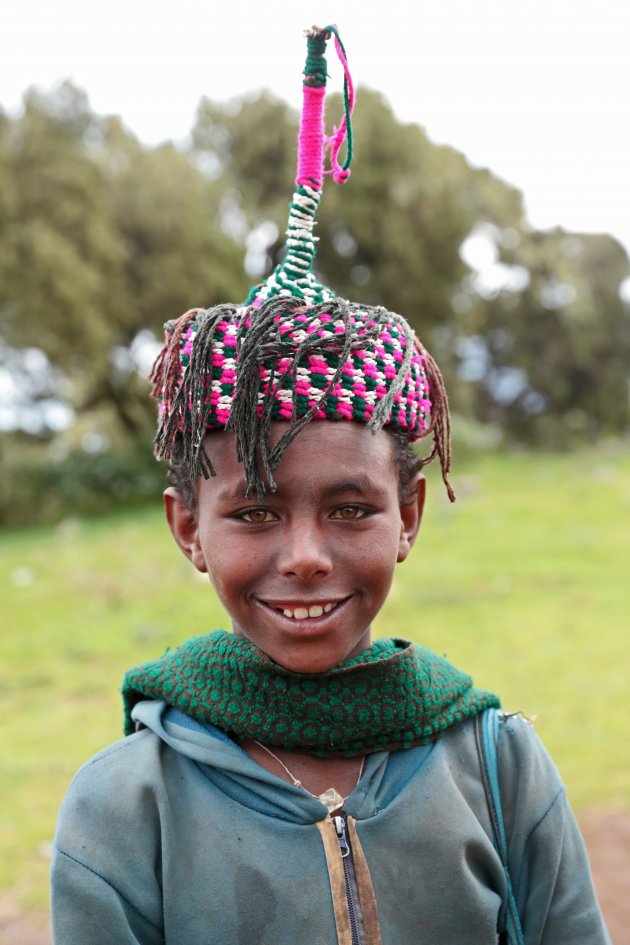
[122,631,500,757]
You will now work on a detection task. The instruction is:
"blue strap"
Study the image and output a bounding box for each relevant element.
[476,709,525,945]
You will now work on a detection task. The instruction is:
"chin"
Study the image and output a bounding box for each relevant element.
[274,652,345,675]
[231,616,372,674]
[262,637,371,676]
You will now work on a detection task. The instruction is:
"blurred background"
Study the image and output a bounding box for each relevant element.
[1,1,628,942]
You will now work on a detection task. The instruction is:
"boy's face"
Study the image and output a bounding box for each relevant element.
[165,423,425,674]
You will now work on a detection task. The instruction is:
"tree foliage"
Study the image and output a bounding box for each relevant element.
[458,228,630,443]
[0,83,247,444]
[1,82,628,523]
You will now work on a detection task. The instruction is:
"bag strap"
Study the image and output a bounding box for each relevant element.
[475,709,525,945]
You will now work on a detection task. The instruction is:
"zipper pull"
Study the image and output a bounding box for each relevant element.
[333,815,350,858]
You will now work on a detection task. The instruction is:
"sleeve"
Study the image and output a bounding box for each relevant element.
[498,715,611,945]
[51,848,164,945]
[51,736,165,945]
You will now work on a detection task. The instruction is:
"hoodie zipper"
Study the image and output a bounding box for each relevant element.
[333,814,367,945]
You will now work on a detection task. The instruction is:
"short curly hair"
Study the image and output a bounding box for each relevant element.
[166,425,421,514]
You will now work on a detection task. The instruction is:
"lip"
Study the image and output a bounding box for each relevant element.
[261,597,347,613]
[255,595,352,632]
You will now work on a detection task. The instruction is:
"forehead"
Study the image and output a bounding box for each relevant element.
[200,423,397,497]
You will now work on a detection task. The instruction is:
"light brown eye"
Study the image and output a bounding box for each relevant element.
[241,509,275,524]
[332,505,365,520]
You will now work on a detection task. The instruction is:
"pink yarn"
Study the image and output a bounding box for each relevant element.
[296,85,326,188]
[307,357,329,373]
[325,30,355,184]
[296,30,355,190]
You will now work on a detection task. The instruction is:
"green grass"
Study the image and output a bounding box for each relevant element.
[1,445,629,907]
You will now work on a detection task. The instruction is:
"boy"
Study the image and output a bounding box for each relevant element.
[51,26,610,945]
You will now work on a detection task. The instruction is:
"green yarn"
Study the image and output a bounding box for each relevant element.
[245,26,353,306]
[122,631,500,757]
[244,185,334,307]
[323,24,353,172]
[304,34,328,87]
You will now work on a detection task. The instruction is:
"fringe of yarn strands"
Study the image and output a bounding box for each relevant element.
[415,344,455,501]
[150,304,241,480]
[149,308,199,409]
[363,310,454,502]
[229,296,453,499]
[228,297,360,497]
[150,296,455,501]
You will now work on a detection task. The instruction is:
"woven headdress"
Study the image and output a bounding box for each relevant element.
[150,26,454,500]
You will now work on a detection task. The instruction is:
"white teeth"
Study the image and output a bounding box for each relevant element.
[278,603,337,619]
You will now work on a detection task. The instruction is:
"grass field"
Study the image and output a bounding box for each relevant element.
[1,444,629,908]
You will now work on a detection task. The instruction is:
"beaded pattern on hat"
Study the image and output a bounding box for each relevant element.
[158,305,431,440]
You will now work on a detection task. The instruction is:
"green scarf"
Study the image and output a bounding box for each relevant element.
[122,631,500,757]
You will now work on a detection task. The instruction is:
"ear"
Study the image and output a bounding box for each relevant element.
[163,487,208,573]
[397,474,426,563]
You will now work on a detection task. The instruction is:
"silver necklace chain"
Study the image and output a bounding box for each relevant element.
[252,739,365,814]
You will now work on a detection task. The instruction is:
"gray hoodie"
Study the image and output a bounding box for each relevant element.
[51,703,610,944]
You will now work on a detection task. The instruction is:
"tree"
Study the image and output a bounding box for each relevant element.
[458,227,630,444]
[1,81,629,524]
[0,83,247,440]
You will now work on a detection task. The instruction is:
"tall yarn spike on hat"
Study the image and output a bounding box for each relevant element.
[149,25,455,501]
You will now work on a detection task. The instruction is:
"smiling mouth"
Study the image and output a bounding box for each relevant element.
[261,599,348,620]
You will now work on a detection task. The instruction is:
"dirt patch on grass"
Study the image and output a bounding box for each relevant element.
[1,808,627,944]
[579,808,630,944]
[0,898,49,945]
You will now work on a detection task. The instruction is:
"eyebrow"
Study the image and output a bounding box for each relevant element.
[324,477,385,497]
[216,480,255,502]
[216,476,386,502]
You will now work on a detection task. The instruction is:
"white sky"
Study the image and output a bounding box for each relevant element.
[2,0,629,255]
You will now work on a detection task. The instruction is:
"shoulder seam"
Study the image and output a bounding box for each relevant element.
[525,784,566,840]
[67,730,153,788]
[514,784,566,892]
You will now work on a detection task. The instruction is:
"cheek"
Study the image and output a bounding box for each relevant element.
[353,531,400,590]
[204,542,260,595]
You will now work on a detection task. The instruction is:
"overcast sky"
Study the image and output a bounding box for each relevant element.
[2,0,629,255]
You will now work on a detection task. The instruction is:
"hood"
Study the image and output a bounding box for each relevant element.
[132,699,435,824]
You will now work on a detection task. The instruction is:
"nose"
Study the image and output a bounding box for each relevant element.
[277,520,333,580]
